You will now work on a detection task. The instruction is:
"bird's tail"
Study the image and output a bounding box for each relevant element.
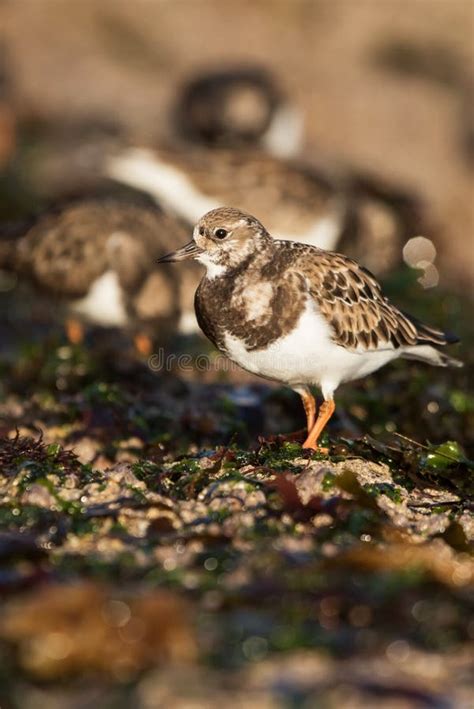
[402,345,463,368]
[401,311,463,368]
[402,310,460,346]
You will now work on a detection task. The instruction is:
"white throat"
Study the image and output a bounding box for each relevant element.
[196,253,226,279]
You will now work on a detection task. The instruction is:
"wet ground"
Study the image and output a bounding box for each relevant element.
[0,290,472,707]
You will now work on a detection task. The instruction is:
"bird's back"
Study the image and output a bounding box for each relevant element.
[289,241,459,354]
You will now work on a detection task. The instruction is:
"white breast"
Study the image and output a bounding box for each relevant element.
[70,270,128,327]
[223,299,398,399]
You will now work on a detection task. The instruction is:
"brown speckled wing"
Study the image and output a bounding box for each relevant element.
[296,246,451,351]
[19,202,112,297]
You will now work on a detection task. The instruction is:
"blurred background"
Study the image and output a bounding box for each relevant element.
[1,0,473,287]
[0,2,473,707]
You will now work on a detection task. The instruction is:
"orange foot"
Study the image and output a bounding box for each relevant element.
[302,399,335,452]
[134,333,153,357]
[65,318,84,345]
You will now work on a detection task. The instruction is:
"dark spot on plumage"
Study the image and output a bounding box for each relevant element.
[349,270,365,288]
[260,251,292,279]
[362,330,371,348]
[362,282,374,299]
[260,262,277,278]
[371,331,381,349]
[378,319,390,341]
[346,285,358,301]
[347,331,356,348]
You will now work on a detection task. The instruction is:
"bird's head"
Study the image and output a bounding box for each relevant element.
[158,207,272,276]
[176,67,280,147]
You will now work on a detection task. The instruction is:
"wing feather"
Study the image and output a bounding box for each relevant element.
[293,247,451,351]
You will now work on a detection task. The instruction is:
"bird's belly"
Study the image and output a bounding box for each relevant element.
[223,301,397,393]
[223,302,331,384]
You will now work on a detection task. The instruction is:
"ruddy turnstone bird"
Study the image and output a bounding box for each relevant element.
[173,65,303,158]
[158,207,462,450]
[0,196,193,350]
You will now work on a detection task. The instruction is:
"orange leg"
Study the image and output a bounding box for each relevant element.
[294,385,317,432]
[134,332,153,357]
[65,317,84,345]
[302,399,335,451]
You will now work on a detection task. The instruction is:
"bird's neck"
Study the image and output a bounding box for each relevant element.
[200,242,275,282]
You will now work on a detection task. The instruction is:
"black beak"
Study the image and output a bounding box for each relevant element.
[157,241,203,263]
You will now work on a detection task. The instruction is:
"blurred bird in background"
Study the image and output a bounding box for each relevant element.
[1,7,468,360]
[0,59,442,354]
[107,145,352,253]
[173,65,304,158]
[107,64,430,280]
[0,194,195,353]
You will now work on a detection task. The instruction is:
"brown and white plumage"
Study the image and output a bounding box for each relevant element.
[158,207,462,449]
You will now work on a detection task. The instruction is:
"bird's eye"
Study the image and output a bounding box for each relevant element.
[199,226,204,236]
[215,228,228,239]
